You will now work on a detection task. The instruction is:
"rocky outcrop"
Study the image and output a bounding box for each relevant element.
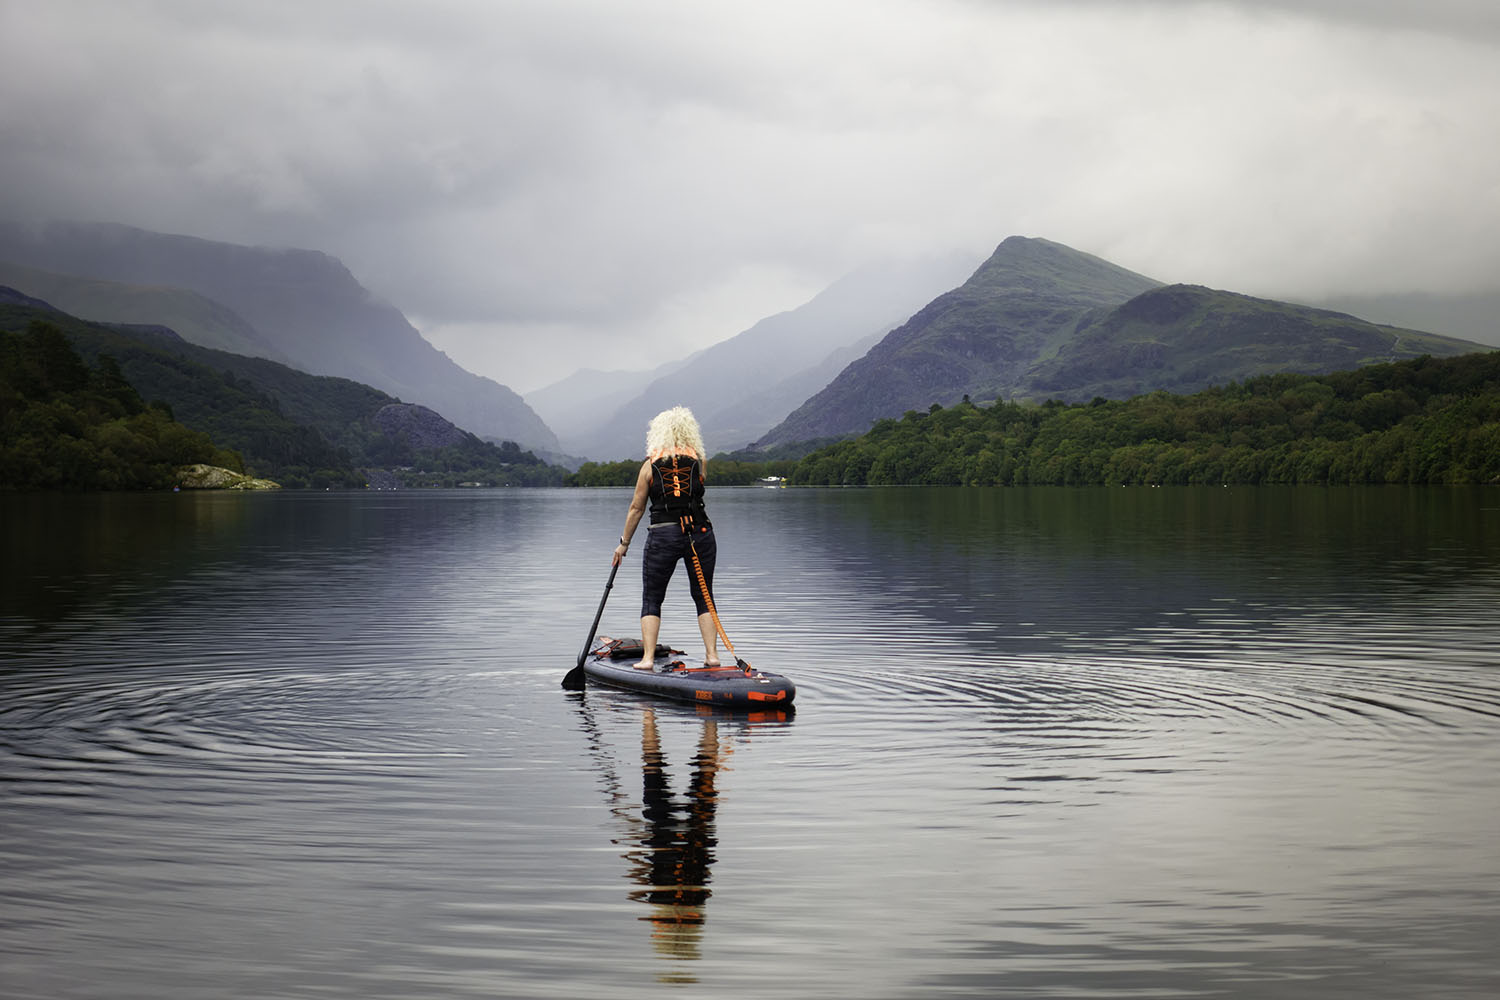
[176,464,280,490]
[362,467,400,490]
[372,402,470,450]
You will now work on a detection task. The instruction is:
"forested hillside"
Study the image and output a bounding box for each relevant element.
[756,237,1162,446]
[755,238,1489,451]
[0,221,559,450]
[1,321,240,490]
[0,299,566,488]
[791,352,1500,486]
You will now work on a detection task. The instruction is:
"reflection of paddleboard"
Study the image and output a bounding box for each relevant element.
[583,637,796,709]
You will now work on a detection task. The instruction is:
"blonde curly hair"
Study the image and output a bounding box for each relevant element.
[645,406,707,470]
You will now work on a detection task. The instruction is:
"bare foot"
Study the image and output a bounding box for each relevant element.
[632,660,655,671]
[704,658,721,667]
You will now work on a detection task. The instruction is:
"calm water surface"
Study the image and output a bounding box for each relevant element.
[2,487,1498,999]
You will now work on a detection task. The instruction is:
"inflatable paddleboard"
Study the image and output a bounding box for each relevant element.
[583,637,796,709]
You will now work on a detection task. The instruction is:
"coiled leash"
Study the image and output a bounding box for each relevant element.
[661,452,752,673]
[687,535,750,673]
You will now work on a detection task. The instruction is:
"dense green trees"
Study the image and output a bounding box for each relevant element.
[1,304,570,489]
[387,436,566,487]
[1,322,242,490]
[790,353,1500,486]
[707,458,799,485]
[567,459,645,487]
[566,457,797,487]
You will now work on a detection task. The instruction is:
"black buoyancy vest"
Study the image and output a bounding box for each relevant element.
[648,454,710,529]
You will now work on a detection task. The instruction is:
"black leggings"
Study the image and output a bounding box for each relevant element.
[640,525,716,618]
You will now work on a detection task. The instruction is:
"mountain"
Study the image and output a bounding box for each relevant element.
[524,355,698,448]
[1024,284,1489,398]
[0,296,564,487]
[756,237,1162,446]
[0,259,290,363]
[726,326,887,444]
[563,252,979,459]
[1309,290,1500,349]
[755,237,1493,448]
[0,221,558,451]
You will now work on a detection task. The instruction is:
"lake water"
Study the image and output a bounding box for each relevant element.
[2,486,1498,999]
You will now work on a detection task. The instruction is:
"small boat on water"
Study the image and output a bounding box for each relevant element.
[581,636,796,709]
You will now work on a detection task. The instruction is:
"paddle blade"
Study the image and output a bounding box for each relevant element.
[561,663,586,690]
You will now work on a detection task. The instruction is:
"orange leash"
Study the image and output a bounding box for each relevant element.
[659,453,747,670]
[688,538,748,671]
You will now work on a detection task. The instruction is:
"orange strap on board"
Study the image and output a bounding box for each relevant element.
[688,538,747,670]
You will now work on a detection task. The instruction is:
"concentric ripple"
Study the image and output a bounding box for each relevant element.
[0,662,486,813]
[3,487,1499,1000]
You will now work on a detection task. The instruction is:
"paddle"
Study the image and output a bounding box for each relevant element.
[562,561,619,690]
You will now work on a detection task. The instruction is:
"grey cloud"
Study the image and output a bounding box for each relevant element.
[2,0,1497,393]
[1046,0,1500,40]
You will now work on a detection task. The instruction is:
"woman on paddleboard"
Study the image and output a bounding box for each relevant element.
[611,406,720,669]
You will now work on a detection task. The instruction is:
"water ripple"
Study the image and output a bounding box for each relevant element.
[4,488,1499,1000]
[0,664,481,811]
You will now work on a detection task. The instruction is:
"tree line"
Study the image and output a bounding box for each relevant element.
[1,321,241,490]
[14,304,1493,492]
[567,457,798,487]
[791,352,1500,486]
[379,435,566,488]
[1,319,570,490]
[565,351,1500,488]
[1,307,571,489]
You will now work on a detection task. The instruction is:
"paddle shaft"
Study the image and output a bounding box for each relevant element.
[562,561,619,689]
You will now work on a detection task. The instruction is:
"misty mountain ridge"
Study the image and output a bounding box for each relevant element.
[0,258,293,363]
[7,221,1493,465]
[560,251,980,459]
[524,354,700,447]
[757,237,1162,446]
[1310,289,1500,349]
[1022,283,1486,398]
[0,221,557,451]
[1,293,562,487]
[754,237,1492,448]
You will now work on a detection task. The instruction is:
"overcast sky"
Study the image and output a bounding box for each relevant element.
[2,0,1497,393]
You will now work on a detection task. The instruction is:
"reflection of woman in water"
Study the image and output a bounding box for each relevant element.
[573,698,790,979]
[624,707,730,968]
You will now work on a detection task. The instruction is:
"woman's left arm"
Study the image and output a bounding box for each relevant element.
[612,461,652,565]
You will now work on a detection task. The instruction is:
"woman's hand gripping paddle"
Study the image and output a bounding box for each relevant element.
[562,561,618,690]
